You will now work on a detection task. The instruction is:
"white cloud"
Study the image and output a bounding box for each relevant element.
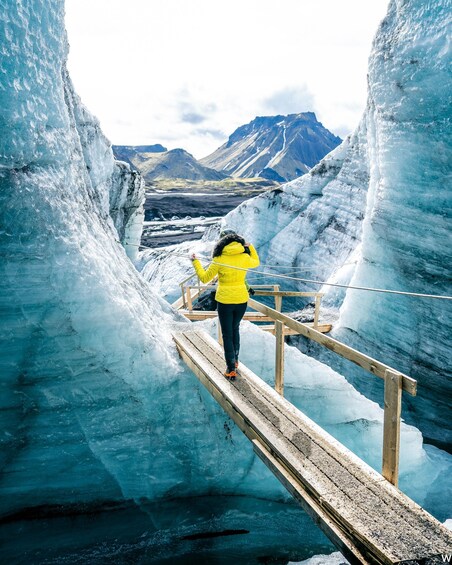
[262,85,316,116]
[65,0,389,158]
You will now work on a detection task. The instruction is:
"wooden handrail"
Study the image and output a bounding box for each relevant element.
[248,298,416,396]
[184,284,278,292]
[247,297,417,486]
[252,290,324,331]
[254,290,324,298]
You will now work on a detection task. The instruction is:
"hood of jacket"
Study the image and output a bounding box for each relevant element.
[222,241,245,256]
[212,233,246,258]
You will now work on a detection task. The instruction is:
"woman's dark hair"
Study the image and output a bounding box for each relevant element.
[212,233,246,258]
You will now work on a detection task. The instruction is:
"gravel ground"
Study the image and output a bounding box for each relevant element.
[141,189,269,248]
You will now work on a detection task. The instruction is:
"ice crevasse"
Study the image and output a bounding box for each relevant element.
[0,0,450,533]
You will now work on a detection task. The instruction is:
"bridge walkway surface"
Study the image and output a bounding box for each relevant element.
[173,328,452,565]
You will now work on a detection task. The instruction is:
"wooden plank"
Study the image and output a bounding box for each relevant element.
[186,285,214,296]
[180,310,274,322]
[260,323,332,335]
[178,311,331,334]
[173,284,206,310]
[252,439,372,565]
[311,323,332,334]
[173,334,262,445]
[186,286,193,310]
[176,334,369,530]
[364,475,452,553]
[175,330,452,562]
[190,330,387,487]
[172,274,203,309]
[273,285,280,310]
[177,332,351,499]
[382,370,402,486]
[248,298,417,396]
[173,334,336,500]
[180,333,369,537]
[183,286,204,313]
[172,274,220,309]
[254,291,325,298]
[275,321,284,396]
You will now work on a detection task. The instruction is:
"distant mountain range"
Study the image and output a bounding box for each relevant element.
[113,112,341,184]
[112,146,227,182]
[200,112,342,182]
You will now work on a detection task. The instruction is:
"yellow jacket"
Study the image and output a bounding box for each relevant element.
[193,242,260,304]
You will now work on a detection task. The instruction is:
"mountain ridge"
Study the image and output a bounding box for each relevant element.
[112,144,167,170]
[113,146,227,182]
[200,112,342,182]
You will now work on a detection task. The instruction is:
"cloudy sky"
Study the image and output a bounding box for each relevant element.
[65,0,389,159]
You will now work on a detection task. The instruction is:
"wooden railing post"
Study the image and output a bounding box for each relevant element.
[274,295,284,396]
[217,319,223,346]
[314,294,321,330]
[382,369,403,486]
[180,283,186,308]
[273,285,280,310]
[186,286,193,311]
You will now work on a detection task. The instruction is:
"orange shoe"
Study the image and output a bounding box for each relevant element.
[224,370,237,381]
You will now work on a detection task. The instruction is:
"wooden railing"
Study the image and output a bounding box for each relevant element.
[252,288,324,331]
[173,281,328,332]
[172,272,203,310]
[174,279,280,314]
[247,297,417,487]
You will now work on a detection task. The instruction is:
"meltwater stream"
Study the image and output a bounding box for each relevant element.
[1,497,336,564]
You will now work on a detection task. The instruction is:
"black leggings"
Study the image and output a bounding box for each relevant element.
[217,302,248,372]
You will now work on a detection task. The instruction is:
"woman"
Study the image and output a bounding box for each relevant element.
[191,229,260,380]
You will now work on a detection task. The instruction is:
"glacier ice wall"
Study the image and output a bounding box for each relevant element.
[336,0,452,450]
[0,0,180,516]
[224,0,452,449]
[64,68,145,261]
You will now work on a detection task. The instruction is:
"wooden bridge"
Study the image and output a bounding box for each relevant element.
[171,278,452,564]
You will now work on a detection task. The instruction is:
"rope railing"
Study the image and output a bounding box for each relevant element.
[121,239,452,300]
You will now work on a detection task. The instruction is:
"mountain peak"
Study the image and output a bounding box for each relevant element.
[200,113,341,182]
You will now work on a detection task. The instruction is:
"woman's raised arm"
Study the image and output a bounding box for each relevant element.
[191,256,219,284]
[245,243,260,268]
